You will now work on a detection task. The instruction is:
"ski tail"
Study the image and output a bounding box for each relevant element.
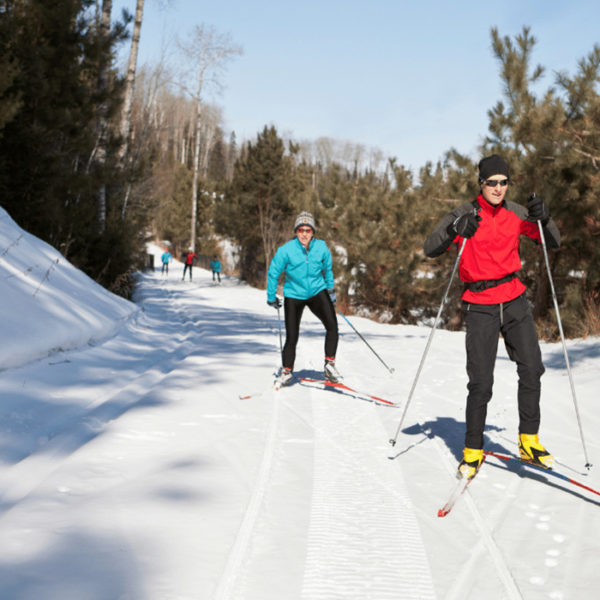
[484,450,600,498]
[299,377,395,406]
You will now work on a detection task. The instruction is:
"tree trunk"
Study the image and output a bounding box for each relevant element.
[190,100,202,252]
[117,0,144,166]
[96,0,112,234]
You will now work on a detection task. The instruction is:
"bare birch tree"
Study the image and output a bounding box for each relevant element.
[120,60,171,218]
[117,0,145,166]
[176,25,242,252]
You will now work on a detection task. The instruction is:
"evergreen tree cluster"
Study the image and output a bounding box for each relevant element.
[218,28,600,339]
[0,0,139,294]
[1,12,599,340]
[0,2,238,294]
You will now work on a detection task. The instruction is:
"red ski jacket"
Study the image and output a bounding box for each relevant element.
[424,194,560,304]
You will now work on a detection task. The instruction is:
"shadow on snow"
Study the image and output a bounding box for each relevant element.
[398,416,600,508]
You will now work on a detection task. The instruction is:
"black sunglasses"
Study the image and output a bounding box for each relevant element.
[483,178,509,188]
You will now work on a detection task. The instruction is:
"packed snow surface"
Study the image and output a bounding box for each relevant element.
[1,207,600,599]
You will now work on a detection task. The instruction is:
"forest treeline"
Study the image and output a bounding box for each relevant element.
[1,2,599,338]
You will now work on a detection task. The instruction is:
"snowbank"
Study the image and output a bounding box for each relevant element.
[0,207,137,370]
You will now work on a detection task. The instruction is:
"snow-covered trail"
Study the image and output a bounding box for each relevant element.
[389,323,600,600]
[1,254,600,599]
[0,263,435,599]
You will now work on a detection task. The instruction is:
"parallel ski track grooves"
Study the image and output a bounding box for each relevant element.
[300,384,435,599]
[213,389,281,600]
[214,376,436,599]
[0,285,206,514]
[417,421,524,599]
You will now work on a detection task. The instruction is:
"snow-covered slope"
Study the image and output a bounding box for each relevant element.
[0,207,136,370]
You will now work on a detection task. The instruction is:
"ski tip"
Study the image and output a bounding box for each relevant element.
[437,508,448,518]
[239,395,251,400]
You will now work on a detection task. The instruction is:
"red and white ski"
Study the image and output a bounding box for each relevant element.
[484,450,600,498]
[298,377,396,407]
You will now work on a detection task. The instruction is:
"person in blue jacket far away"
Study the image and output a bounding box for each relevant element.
[209,255,222,283]
[266,211,340,386]
[160,248,172,276]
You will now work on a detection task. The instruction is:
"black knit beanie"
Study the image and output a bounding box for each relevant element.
[478,154,510,181]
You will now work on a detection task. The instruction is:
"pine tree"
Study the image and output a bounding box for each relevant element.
[217,126,303,286]
[485,27,600,337]
[0,56,21,138]
[0,0,139,295]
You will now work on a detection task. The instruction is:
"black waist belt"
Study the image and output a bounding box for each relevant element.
[464,272,518,293]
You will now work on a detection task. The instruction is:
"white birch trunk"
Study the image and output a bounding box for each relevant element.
[118,0,145,166]
[190,100,202,253]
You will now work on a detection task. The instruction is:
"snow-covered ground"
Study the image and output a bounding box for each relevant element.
[1,206,600,599]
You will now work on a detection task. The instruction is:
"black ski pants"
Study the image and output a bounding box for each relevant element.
[282,290,338,369]
[463,293,545,449]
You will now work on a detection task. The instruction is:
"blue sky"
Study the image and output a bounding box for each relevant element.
[114,0,600,171]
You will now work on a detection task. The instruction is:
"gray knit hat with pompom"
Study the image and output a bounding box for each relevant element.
[294,211,316,232]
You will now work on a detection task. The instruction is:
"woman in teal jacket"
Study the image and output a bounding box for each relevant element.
[267,211,340,385]
[209,255,221,283]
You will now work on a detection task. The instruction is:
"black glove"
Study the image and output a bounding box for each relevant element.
[267,297,282,309]
[327,288,336,304]
[447,211,481,239]
[527,194,550,225]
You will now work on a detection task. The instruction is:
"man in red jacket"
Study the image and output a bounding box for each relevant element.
[424,154,560,479]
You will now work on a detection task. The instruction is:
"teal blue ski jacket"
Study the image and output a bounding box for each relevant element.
[267,237,334,302]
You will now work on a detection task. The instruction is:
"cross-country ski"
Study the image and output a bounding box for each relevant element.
[484,450,600,500]
[298,377,396,406]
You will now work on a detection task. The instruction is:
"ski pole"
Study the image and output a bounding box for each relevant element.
[389,238,467,446]
[335,307,394,374]
[537,216,592,469]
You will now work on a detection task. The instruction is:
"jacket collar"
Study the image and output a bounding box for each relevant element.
[294,236,314,251]
[476,193,504,215]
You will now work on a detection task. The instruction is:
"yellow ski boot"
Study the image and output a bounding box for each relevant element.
[519,433,554,469]
[458,447,484,479]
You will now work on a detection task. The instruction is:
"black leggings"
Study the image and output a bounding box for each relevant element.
[282,290,338,369]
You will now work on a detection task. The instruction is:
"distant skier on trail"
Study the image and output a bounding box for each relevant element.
[423,154,561,479]
[161,248,172,276]
[182,249,196,281]
[266,211,340,386]
[210,255,222,284]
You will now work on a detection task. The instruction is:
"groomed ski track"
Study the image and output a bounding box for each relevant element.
[214,343,436,600]
[2,253,600,599]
